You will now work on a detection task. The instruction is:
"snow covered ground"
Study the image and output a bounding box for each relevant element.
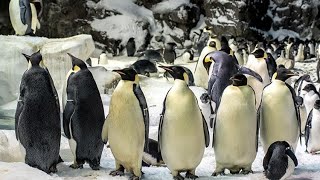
[1,56,320,179]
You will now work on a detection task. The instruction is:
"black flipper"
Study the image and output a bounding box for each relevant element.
[133,84,149,152]
[19,0,32,34]
[15,74,26,140]
[285,148,298,166]
[266,53,277,79]
[158,90,170,152]
[63,74,76,139]
[263,142,277,170]
[256,104,261,152]
[305,109,313,151]
[285,83,302,145]
[237,65,263,82]
[45,68,60,116]
[202,113,210,147]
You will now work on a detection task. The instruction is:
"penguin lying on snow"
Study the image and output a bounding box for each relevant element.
[305,100,320,154]
[263,141,298,180]
[130,60,158,77]
[102,67,149,180]
[158,65,209,180]
[63,54,105,170]
[16,51,61,173]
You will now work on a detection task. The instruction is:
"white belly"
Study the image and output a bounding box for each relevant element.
[304,93,319,116]
[280,156,295,180]
[9,0,28,35]
[107,82,145,169]
[261,81,299,153]
[30,3,40,33]
[307,110,320,153]
[214,86,257,167]
[299,105,308,134]
[160,89,205,172]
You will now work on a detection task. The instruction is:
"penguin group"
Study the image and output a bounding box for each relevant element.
[14,26,320,180]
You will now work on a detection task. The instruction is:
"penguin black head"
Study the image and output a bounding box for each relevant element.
[159,66,189,83]
[113,67,138,82]
[67,53,87,72]
[128,37,135,42]
[230,74,247,86]
[252,49,267,58]
[166,42,177,50]
[22,50,44,68]
[302,84,317,93]
[314,100,320,110]
[208,41,216,48]
[274,67,296,82]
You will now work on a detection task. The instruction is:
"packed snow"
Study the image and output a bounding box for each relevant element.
[1,56,320,179]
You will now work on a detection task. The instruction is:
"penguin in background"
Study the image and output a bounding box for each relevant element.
[63,54,105,170]
[260,67,301,153]
[163,65,195,86]
[294,43,305,62]
[246,49,277,109]
[263,141,298,180]
[101,67,149,180]
[16,51,61,173]
[285,37,295,60]
[182,49,194,63]
[207,34,221,51]
[158,65,209,180]
[308,39,316,58]
[142,138,164,167]
[126,37,136,57]
[213,74,258,176]
[305,100,320,154]
[301,84,320,121]
[9,0,42,35]
[130,60,158,77]
[163,42,177,64]
[194,26,213,55]
[99,51,108,65]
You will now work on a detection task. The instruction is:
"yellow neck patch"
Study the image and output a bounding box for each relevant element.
[272,72,277,81]
[134,74,139,84]
[183,72,189,85]
[204,56,212,63]
[263,53,268,59]
[73,65,81,72]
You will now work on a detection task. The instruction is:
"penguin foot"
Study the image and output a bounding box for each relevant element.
[49,165,58,173]
[70,163,83,169]
[230,170,240,174]
[211,172,225,176]
[90,165,100,170]
[241,170,253,174]
[173,174,184,180]
[129,175,140,180]
[185,172,198,179]
[110,169,125,176]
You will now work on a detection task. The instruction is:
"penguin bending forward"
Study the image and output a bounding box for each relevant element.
[213,74,258,176]
[260,67,301,153]
[102,67,149,180]
[16,51,61,173]
[63,54,105,170]
[158,65,210,180]
[263,141,298,180]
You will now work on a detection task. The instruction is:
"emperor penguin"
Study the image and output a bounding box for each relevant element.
[99,51,108,65]
[305,100,320,154]
[301,84,320,120]
[246,49,277,109]
[194,41,217,89]
[260,67,301,153]
[213,74,258,176]
[294,43,305,62]
[276,50,294,69]
[63,54,105,170]
[9,0,42,35]
[102,67,149,180]
[263,141,298,180]
[16,51,61,173]
[163,42,177,64]
[158,65,209,180]
[126,37,136,57]
[207,34,221,50]
[182,49,194,63]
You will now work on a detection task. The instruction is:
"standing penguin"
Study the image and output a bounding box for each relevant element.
[126,37,136,57]
[15,51,61,173]
[246,49,277,109]
[302,84,320,119]
[263,141,298,180]
[102,67,149,180]
[163,42,177,64]
[158,65,209,180]
[63,54,105,170]
[99,51,108,65]
[9,0,42,35]
[182,49,194,63]
[260,67,301,152]
[213,74,258,176]
[305,100,320,154]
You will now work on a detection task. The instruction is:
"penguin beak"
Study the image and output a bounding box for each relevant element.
[159,66,173,72]
[112,69,126,76]
[22,53,31,62]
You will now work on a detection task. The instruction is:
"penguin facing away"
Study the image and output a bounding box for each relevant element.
[260,67,301,153]
[16,51,61,173]
[163,42,177,64]
[63,54,105,170]
[213,74,258,176]
[305,100,320,154]
[126,37,136,57]
[101,67,149,180]
[158,65,209,180]
[263,141,298,180]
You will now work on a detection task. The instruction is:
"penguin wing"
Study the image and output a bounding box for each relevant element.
[256,104,261,152]
[62,75,76,139]
[19,0,31,25]
[263,142,277,170]
[285,83,302,143]
[133,84,149,152]
[285,148,298,166]
[45,68,60,115]
[201,113,210,147]
[158,90,170,152]
[15,76,26,140]
[266,53,277,79]
[305,109,313,149]
[101,115,108,144]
